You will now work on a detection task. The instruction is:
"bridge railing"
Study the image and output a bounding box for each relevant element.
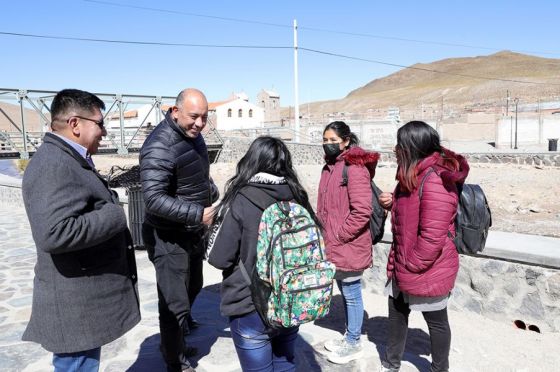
[0,88,223,159]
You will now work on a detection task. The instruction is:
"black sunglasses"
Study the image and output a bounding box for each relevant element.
[68,115,105,129]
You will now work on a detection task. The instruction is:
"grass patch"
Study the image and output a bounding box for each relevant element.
[16,159,30,173]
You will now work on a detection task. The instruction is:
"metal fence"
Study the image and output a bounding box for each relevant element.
[0,88,223,159]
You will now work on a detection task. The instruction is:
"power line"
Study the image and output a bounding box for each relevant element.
[83,0,290,29]
[299,26,559,57]
[1,30,557,87]
[299,47,560,86]
[0,31,291,49]
[83,0,559,56]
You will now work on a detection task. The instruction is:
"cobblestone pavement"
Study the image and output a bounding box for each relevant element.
[0,207,372,372]
[2,206,560,372]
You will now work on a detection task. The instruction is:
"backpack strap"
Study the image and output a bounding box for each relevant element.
[418,167,454,239]
[418,167,436,199]
[238,258,252,286]
[341,164,349,186]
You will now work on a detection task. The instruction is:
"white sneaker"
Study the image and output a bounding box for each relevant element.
[324,337,345,352]
[327,339,363,364]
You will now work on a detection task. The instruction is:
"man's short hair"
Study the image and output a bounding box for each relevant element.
[175,89,186,108]
[51,89,105,121]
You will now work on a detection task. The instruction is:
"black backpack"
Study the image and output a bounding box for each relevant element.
[341,164,387,245]
[419,168,492,254]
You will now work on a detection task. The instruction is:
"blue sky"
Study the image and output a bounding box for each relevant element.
[1,0,558,105]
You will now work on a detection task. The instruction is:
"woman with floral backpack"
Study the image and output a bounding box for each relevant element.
[207,136,321,371]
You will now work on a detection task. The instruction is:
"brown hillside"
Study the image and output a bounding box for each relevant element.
[298,51,560,117]
[0,102,45,132]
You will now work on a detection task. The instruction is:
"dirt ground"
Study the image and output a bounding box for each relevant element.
[94,155,560,238]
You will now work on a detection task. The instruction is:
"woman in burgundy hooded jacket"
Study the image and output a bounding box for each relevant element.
[378,121,469,372]
[317,121,380,365]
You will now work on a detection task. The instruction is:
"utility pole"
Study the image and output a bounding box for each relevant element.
[510,115,513,149]
[506,90,510,117]
[514,98,519,150]
[538,98,543,145]
[293,19,300,142]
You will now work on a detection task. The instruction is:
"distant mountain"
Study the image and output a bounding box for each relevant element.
[0,102,44,132]
[297,51,560,116]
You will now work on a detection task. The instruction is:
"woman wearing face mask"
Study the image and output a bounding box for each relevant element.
[317,121,380,364]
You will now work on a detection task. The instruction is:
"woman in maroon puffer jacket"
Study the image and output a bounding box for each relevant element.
[317,121,380,365]
[378,121,469,372]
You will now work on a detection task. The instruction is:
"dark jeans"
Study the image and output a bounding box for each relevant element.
[384,293,451,372]
[143,224,205,370]
[229,311,299,371]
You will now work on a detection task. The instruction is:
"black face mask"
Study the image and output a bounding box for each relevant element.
[323,143,343,159]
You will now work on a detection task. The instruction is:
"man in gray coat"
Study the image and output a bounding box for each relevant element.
[21,89,140,371]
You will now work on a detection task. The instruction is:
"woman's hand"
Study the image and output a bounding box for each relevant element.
[379,192,393,210]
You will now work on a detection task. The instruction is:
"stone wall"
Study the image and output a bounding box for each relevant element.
[217,138,560,167]
[380,151,560,167]
[0,178,23,207]
[217,137,325,165]
[366,242,560,332]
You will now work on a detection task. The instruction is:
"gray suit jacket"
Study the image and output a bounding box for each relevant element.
[21,133,140,353]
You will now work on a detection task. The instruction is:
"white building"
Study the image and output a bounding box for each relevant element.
[210,97,264,131]
[105,93,266,132]
[105,104,163,131]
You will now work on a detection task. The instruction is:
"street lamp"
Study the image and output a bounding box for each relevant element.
[514,98,519,150]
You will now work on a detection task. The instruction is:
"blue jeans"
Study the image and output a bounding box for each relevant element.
[53,347,101,372]
[229,311,299,371]
[336,279,363,344]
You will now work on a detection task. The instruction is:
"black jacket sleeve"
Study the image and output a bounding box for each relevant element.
[140,144,204,226]
[210,177,220,204]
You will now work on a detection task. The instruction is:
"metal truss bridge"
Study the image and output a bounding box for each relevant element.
[0,88,223,160]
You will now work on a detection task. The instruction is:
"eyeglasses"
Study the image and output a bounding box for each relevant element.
[67,115,105,129]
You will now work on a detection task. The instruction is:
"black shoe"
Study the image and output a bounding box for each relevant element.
[188,317,200,329]
[183,345,198,357]
[166,363,196,372]
[184,317,200,335]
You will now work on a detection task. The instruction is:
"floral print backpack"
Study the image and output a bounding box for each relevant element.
[238,186,336,329]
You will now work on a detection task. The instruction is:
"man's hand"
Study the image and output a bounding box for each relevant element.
[202,206,215,226]
[379,192,393,210]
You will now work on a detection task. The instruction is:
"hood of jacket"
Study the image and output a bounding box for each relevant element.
[416,147,469,186]
[247,173,294,201]
[339,146,381,179]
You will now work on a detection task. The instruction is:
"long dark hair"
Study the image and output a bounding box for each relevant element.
[215,136,320,225]
[395,121,458,192]
[323,121,359,147]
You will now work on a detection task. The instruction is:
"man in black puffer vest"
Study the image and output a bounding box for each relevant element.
[140,88,218,372]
